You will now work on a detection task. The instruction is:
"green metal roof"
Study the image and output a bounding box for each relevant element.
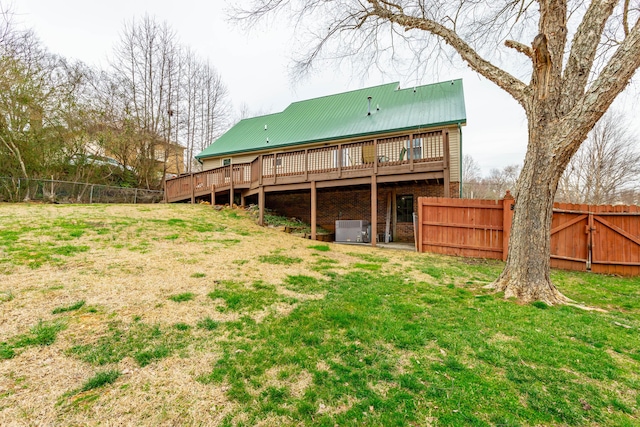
[196,79,466,160]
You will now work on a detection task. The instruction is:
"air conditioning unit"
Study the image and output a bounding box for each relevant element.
[335,220,370,243]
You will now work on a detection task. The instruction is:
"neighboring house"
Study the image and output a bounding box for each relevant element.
[153,141,186,177]
[165,80,466,244]
[86,140,186,178]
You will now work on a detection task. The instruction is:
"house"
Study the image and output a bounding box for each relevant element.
[165,80,466,245]
[152,141,186,177]
[87,138,186,179]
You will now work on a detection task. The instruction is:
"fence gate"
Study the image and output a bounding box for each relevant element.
[550,207,591,272]
[417,197,640,276]
[544,203,640,275]
[589,206,640,275]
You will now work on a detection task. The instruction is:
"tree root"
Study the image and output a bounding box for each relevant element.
[485,278,608,311]
[487,275,572,306]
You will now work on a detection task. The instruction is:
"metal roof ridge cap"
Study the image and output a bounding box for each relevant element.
[283,82,401,109]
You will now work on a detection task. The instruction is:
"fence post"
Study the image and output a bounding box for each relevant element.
[134,188,138,204]
[416,197,423,252]
[163,179,167,203]
[90,185,94,204]
[502,190,515,261]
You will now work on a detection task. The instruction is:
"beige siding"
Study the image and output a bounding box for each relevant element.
[202,154,258,171]
[232,154,259,164]
[202,158,221,171]
[448,126,461,183]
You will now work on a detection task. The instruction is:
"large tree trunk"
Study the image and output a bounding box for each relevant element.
[492,121,571,305]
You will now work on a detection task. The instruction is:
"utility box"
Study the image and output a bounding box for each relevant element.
[335,220,370,243]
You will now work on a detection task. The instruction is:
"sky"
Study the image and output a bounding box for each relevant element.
[12,0,639,175]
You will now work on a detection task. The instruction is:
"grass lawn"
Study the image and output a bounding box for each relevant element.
[0,203,638,426]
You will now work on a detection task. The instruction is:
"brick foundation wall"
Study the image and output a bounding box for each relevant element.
[265,181,460,242]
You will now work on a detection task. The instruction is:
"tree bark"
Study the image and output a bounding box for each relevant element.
[492,124,570,305]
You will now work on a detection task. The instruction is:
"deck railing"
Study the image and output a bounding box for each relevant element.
[165,130,446,202]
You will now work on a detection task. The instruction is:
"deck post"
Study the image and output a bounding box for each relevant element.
[385,192,392,243]
[304,149,309,181]
[211,187,216,206]
[240,192,246,207]
[229,166,235,206]
[371,175,377,247]
[502,190,515,261]
[190,173,195,204]
[259,155,263,186]
[311,181,317,241]
[258,186,265,226]
[443,130,450,198]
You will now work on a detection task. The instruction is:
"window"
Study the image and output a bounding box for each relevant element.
[154,149,165,162]
[223,158,231,178]
[396,195,414,223]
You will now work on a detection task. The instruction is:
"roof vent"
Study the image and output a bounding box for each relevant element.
[367,96,372,116]
[376,103,380,111]
[264,124,267,130]
[266,138,269,143]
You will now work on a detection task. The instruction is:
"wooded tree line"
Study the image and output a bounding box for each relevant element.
[463,111,640,205]
[0,11,230,194]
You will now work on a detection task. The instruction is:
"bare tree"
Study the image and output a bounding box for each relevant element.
[103,15,181,188]
[107,16,231,183]
[461,154,482,198]
[462,158,521,199]
[487,164,521,199]
[235,0,640,304]
[557,110,640,205]
[179,50,231,173]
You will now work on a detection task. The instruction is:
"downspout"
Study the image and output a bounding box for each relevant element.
[458,122,463,198]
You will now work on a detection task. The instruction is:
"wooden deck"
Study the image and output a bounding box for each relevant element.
[165,130,451,203]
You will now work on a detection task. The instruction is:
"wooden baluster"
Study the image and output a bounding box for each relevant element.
[373,139,378,175]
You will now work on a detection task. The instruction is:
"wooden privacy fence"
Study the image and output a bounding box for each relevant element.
[416,193,640,275]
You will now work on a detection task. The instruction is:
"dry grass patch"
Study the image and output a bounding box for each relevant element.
[1,203,639,426]
[2,204,408,425]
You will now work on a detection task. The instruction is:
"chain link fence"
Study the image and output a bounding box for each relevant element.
[0,177,164,204]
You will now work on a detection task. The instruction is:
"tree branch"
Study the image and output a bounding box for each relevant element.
[622,0,630,36]
[366,0,528,106]
[561,0,617,111]
[505,39,533,58]
[558,19,640,155]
